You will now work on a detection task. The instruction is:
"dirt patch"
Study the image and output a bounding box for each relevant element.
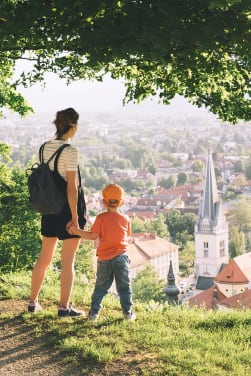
[0,299,83,376]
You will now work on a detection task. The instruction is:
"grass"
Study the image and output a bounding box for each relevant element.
[20,305,251,375]
[1,273,251,375]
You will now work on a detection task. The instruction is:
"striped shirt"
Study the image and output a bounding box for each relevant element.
[39,140,78,182]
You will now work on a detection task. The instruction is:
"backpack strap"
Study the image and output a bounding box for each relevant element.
[40,142,82,188]
[77,166,82,188]
[53,144,70,170]
[39,142,47,163]
[54,145,82,188]
[39,142,70,165]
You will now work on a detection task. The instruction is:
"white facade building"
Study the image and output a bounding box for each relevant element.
[194,152,229,290]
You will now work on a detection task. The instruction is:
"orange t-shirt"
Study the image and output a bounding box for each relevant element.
[91,211,131,261]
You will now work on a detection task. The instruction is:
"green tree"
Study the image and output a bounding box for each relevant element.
[214,166,222,179]
[233,160,245,173]
[228,197,251,233]
[165,210,196,248]
[121,140,156,169]
[179,241,195,277]
[132,265,165,303]
[172,158,183,168]
[0,1,250,122]
[146,214,169,239]
[148,164,157,176]
[231,174,246,188]
[0,143,12,183]
[191,160,204,173]
[82,166,109,190]
[228,197,251,253]
[166,210,181,241]
[158,175,176,189]
[229,227,245,258]
[244,163,251,180]
[131,216,146,233]
[177,172,189,186]
[116,177,145,192]
[0,165,41,272]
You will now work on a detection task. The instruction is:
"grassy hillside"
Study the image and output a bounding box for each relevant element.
[1,272,251,376]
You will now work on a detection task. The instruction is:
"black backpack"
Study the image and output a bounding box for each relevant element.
[26,142,70,215]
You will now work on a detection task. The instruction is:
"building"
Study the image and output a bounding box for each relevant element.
[189,252,251,309]
[214,252,251,297]
[194,152,229,290]
[127,232,179,281]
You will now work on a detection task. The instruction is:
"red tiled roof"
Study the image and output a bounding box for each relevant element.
[188,285,226,309]
[126,211,156,220]
[127,233,178,268]
[219,289,251,309]
[132,233,177,256]
[136,198,162,206]
[215,259,249,284]
[127,243,150,268]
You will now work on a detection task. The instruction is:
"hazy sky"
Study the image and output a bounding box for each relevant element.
[15,60,211,118]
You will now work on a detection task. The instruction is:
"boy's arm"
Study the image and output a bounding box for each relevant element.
[67,225,98,240]
[77,230,98,241]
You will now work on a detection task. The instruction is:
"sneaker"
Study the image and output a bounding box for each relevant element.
[28,302,42,313]
[58,305,84,317]
[124,312,136,321]
[88,313,99,322]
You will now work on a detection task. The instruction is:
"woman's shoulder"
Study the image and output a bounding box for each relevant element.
[41,141,78,162]
[48,141,77,154]
[64,144,78,154]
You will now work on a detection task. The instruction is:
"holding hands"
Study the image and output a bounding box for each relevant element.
[66,222,80,235]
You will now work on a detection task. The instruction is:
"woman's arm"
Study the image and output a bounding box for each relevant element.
[66,170,78,226]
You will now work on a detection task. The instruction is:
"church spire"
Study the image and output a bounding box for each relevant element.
[196,151,225,232]
[163,260,180,305]
[201,151,218,222]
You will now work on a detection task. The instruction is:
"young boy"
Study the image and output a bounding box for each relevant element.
[67,183,136,321]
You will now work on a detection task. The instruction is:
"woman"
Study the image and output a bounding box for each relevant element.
[28,108,85,317]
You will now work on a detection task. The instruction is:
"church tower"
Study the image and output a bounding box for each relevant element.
[194,152,229,289]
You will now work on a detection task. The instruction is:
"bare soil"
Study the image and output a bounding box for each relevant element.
[0,299,85,376]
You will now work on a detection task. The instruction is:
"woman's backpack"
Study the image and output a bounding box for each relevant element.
[26,143,70,215]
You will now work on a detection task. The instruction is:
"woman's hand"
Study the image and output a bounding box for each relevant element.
[66,223,79,235]
[66,217,78,232]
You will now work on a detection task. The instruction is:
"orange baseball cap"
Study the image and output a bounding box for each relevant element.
[102,184,124,207]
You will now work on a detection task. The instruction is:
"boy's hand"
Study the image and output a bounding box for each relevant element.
[128,236,134,244]
[66,224,78,235]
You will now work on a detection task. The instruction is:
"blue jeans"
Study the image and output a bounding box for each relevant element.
[90,253,133,315]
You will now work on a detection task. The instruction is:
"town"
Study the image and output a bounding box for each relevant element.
[1,109,251,311]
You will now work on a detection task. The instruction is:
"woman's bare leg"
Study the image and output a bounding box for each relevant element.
[30,236,58,303]
[59,238,80,308]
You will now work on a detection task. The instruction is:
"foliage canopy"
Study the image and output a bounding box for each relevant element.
[0,0,250,122]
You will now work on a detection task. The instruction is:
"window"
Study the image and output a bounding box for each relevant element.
[202,217,209,225]
[220,240,225,257]
[203,241,209,258]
